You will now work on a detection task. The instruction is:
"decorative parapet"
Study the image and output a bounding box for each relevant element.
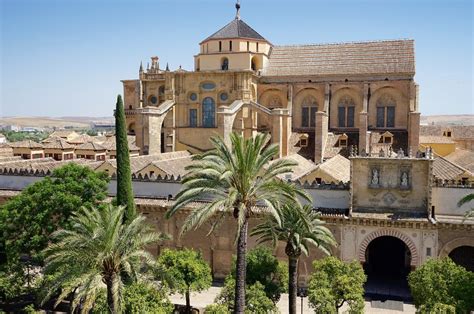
[296,180,350,190]
[432,179,473,188]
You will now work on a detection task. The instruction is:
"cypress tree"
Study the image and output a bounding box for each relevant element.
[115,94,135,222]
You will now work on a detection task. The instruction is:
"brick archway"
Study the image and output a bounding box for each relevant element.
[359,229,419,266]
[439,237,474,257]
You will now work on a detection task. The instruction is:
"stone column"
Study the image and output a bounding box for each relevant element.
[217,104,239,148]
[314,111,328,163]
[359,84,369,155]
[271,109,291,158]
[408,112,420,155]
[147,114,165,155]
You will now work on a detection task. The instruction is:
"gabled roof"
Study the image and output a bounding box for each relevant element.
[68,134,94,145]
[201,18,267,43]
[445,149,474,173]
[316,154,350,183]
[262,39,415,77]
[268,153,318,181]
[9,140,43,149]
[43,138,75,150]
[432,155,472,181]
[76,141,107,151]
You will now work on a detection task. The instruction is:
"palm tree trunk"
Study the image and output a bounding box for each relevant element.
[106,273,120,314]
[288,256,298,314]
[234,217,248,314]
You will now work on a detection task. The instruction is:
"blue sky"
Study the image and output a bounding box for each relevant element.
[1,0,472,117]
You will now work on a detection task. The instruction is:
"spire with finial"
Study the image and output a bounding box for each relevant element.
[166,63,170,71]
[235,0,240,20]
[139,61,143,73]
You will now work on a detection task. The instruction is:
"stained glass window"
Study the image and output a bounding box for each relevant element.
[202,97,215,127]
[189,109,197,127]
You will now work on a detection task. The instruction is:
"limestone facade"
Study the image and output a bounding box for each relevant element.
[122,10,420,163]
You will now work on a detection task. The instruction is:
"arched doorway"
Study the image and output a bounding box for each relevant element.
[449,246,474,272]
[364,236,412,300]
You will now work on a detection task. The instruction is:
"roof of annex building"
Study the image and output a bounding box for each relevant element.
[8,140,44,149]
[444,149,474,174]
[262,39,415,77]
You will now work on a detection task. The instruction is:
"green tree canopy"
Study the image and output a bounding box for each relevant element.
[40,205,168,313]
[92,282,173,314]
[229,246,288,303]
[214,277,278,314]
[308,256,366,313]
[157,248,212,313]
[408,257,474,313]
[0,163,109,264]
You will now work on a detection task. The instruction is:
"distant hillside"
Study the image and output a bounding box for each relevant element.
[0,116,114,129]
[420,115,473,126]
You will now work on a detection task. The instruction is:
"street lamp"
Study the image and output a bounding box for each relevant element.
[297,286,308,314]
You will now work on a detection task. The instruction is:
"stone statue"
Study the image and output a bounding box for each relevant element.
[401,172,408,187]
[371,169,379,185]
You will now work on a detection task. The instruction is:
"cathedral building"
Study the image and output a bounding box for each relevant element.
[122,3,420,163]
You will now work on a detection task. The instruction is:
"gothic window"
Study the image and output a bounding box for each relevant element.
[229,41,233,51]
[301,96,318,128]
[338,96,355,127]
[376,94,396,128]
[221,58,229,71]
[189,109,197,127]
[202,97,215,127]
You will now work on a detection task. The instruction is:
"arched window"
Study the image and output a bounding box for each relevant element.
[338,96,355,127]
[221,58,229,70]
[376,94,396,128]
[202,97,215,127]
[301,96,318,128]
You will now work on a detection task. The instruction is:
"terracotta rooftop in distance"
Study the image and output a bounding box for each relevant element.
[419,135,455,144]
[262,40,415,77]
[43,138,75,150]
[8,140,44,149]
[420,125,474,139]
[68,134,94,145]
[76,141,107,151]
[432,155,472,181]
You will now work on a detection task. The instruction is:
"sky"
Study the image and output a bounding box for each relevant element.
[0,0,472,117]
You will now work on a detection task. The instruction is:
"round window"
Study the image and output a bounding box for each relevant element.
[150,96,158,104]
[220,93,228,101]
[190,93,197,101]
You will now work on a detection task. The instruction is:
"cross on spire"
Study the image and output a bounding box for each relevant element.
[235,0,241,20]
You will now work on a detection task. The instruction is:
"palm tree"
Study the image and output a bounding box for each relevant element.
[458,193,474,220]
[41,204,167,313]
[166,133,308,313]
[251,204,336,314]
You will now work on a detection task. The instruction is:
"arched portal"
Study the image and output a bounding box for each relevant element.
[363,236,412,300]
[448,246,474,272]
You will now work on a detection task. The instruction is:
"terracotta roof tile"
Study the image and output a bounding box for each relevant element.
[43,138,75,150]
[445,149,474,173]
[316,154,350,183]
[262,39,415,77]
[432,155,471,180]
[9,140,43,149]
[419,135,455,144]
[76,141,107,151]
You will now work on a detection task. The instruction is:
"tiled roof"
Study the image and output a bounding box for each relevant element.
[262,40,415,77]
[445,149,474,173]
[432,155,471,181]
[268,153,318,181]
[316,154,350,183]
[324,133,347,159]
[43,138,75,150]
[68,134,94,144]
[100,137,140,152]
[9,140,43,149]
[420,125,474,139]
[202,18,267,43]
[140,155,194,177]
[0,158,97,173]
[98,151,191,174]
[419,135,455,144]
[75,141,107,151]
